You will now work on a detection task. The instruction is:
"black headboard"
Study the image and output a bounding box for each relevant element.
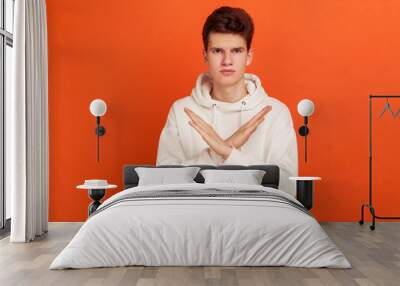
[123,164,280,189]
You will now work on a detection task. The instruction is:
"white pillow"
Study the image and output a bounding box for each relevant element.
[135,167,201,186]
[200,169,266,185]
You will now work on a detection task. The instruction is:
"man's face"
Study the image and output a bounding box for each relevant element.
[204,32,253,88]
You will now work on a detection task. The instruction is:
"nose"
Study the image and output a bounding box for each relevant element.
[222,51,233,66]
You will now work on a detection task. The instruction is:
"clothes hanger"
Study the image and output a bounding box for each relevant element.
[379,97,398,118]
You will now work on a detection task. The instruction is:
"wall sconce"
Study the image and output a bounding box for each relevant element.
[89,99,107,162]
[297,99,315,162]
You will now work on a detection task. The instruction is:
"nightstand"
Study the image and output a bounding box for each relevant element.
[289,177,321,210]
[77,180,117,216]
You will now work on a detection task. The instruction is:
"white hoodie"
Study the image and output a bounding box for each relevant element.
[156,73,298,196]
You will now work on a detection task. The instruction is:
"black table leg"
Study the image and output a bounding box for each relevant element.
[296,181,314,210]
[88,189,105,216]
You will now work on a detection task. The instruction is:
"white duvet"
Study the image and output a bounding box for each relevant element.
[50,183,351,269]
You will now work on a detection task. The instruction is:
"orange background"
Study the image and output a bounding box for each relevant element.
[47,1,400,222]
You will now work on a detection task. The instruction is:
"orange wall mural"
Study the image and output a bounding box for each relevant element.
[47,1,400,222]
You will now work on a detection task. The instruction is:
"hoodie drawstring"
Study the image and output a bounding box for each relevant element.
[211,103,217,128]
[240,101,246,126]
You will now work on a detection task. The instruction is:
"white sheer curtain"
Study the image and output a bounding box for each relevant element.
[8,0,48,242]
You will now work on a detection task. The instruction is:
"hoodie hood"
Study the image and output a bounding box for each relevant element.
[191,72,268,112]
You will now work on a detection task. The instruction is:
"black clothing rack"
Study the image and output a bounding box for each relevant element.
[359,95,400,230]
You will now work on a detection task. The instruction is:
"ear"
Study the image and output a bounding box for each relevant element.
[246,49,253,66]
[203,50,208,63]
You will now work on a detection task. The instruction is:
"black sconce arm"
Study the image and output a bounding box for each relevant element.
[298,116,309,162]
[95,116,106,162]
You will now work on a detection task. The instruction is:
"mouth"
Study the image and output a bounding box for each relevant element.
[220,70,235,76]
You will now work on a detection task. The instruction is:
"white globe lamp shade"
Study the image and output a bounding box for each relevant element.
[90,99,107,117]
[297,99,315,117]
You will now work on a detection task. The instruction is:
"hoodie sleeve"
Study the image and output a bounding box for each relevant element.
[156,105,216,165]
[222,106,299,196]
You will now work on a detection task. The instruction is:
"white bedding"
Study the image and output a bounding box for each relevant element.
[50,183,351,269]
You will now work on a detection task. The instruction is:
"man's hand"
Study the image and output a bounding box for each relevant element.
[226,105,272,149]
[184,107,233,159]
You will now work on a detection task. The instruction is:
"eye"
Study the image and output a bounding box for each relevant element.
[213,49,222,54]
[232,48,242,53]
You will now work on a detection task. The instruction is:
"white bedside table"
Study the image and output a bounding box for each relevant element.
[77,181,117,216]
[289,177,321,210]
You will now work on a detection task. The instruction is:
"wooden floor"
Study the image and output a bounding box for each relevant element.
[0,222,399,286]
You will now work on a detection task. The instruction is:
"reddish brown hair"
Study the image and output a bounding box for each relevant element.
[202,6,255,50]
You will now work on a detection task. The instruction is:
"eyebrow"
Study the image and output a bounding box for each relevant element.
[210,47,246,51]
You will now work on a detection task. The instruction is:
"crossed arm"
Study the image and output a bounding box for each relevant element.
[184,105,272,160]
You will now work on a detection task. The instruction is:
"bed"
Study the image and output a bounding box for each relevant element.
[50,164,351,269]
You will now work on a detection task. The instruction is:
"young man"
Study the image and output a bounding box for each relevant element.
[156,6,298,196]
